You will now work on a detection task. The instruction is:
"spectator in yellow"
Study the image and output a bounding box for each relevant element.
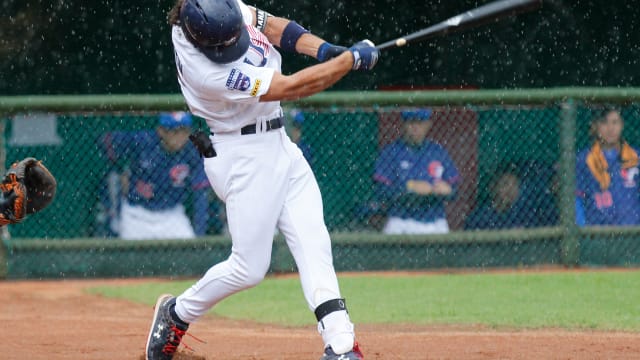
[576,108,640,225]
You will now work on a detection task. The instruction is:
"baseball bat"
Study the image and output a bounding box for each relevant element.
[375,0,543,50]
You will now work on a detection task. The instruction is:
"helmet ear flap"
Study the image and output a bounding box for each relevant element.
[178,0,200,46]
[179,19,199,48]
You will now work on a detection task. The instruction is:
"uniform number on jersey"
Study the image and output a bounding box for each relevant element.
[244,43,268,67]
[594,190,613,209]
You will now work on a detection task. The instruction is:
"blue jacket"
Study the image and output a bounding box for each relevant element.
[102,130,210,235]
[374,139,460,223]
[576,146,640,225]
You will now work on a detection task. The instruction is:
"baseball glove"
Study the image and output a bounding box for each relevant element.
[189,130,216,158]
[0,158,56,226]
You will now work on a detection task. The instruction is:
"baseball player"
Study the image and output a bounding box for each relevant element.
[576,108,640,225]
[373,109,461,234]
[144,0,379,359]
[102,112,210,240]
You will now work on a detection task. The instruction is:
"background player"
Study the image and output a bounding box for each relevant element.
[101,111,210,240]
[373,109,461,234]
[576,107,640,226]
[144,0,379,359]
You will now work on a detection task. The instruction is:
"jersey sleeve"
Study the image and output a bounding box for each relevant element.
[102,131,139,162]
[575,150,589,196]
[238,0,253,26]
[575,196,586,226]
[437,147,461,200]
[373,146,395,187]
[439,148,460,185]
[374,144,405,200]
[190,159,210,191]
[200,63,275,104]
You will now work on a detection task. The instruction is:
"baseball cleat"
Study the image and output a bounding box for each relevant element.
[320,341,364,360]
[145,294,189,360]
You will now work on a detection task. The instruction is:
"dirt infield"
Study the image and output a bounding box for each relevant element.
[3,277,640,360]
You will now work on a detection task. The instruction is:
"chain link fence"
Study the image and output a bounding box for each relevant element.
[1,89,640,278]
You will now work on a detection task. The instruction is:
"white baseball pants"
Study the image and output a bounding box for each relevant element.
[175,128,346,322]
[119,201,196,240]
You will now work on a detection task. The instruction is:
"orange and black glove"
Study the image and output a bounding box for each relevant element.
[0,158,56,226]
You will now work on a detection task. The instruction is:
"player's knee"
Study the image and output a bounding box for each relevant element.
[228,253,270,288]
[230,259,269,288]
[242,268,267,288]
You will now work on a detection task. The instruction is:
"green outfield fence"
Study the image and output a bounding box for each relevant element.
[2,87,640,279]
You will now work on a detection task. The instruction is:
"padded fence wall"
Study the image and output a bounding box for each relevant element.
[1,89,640,278]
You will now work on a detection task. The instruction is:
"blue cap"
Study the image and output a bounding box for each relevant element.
[290,109,305,127]
[159,112,193,129]
[401,109,432,122]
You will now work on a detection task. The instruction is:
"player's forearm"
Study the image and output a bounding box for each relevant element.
[260,52,352,102]
[431,180,454,195]
[290,52,352,93]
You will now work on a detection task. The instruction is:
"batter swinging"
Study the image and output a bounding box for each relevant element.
[144,0,380,359]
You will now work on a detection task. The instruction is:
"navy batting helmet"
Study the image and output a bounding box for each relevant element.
[180,0,250,64]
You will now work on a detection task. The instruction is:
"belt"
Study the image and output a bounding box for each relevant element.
[240,116,284,135]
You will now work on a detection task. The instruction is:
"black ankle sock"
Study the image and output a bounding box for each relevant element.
[169,303,190,329]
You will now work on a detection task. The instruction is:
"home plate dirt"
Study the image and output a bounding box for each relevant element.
[2,277,640,360]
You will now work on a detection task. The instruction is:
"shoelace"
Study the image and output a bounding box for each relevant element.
[162,325,206,355]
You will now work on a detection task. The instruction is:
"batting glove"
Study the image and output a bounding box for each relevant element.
[349,39,380,71]
[317,42,348,62]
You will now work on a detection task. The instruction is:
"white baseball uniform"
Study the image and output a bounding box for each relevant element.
[171,0,354,351]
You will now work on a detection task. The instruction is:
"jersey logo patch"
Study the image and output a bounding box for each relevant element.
[250,79,262,97]
[226,68,251,91]
[621,167,638,188]
[428,161,444,180]
[170,164,190,187]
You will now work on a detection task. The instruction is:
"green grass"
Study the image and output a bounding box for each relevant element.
[88,270,640,331]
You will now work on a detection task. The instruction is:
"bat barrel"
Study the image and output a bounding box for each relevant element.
[374,0,542,51]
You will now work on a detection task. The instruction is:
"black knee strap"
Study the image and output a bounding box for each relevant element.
[314,298,347,322]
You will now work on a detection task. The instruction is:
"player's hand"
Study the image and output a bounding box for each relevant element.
[348,39,380,71]
[317,42,348,62]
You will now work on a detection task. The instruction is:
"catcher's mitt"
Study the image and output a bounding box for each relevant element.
[0,158,56,226]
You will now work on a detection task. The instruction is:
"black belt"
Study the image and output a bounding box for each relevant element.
[240,116,284,135]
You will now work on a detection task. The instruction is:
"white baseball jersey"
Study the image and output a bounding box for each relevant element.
[171,0,283,133]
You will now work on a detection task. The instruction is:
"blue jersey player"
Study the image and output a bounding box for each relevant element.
[102,111,210,239]
[576,108,640,226]
[374,109,461,234]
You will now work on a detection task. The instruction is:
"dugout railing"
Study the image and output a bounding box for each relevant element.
[1,87,640,279]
